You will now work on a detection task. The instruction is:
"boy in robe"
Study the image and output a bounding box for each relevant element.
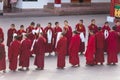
[63,20,72,55]
[69,31,81,67]
[53,22,62,51]
[56,33,67,69]
[95,27,105,65]
[0,38,6,73]
[17,25,26,41]
[102,22,111,32]
[44,23,54,55]
[75,20,86,54]
[33,32,46,70]
[85,30,96,66]
[18,34,32,71]
[7,24,17,47]
[0,27,4,43]
[8,36,20,71]
[107,26,119,65]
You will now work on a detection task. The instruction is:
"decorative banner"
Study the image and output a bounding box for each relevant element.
[115,4,120,18]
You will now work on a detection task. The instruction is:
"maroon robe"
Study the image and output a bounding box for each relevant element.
[63,26,72,54]
[107,31,119,64]
[35,27,44,39]
[69,34,80,66]
[56,36,67,68]
[33,36,46,68]
[44,27,54,53]
[116,25,120,52]
[19,38,32,67]
[26,26,35,43]
[0,28,4,42]
[76,24,86,52]
[7,28,17,47]
[8,40,20,70]
[17,30,26,41]
[85,35,96,65]
[95,31,105,63]
[0,43,6,71]
[53,26,62,51]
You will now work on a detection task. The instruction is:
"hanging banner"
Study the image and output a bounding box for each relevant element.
[115,4,120,18]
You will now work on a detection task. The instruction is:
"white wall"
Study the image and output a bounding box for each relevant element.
[91,0,110,2]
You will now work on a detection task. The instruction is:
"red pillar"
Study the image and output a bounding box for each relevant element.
[110,0,115,17]
[55,0,61,4]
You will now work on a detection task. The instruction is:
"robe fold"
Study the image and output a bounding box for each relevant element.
[17,30,26,41]
[63,26,72,54]
[95,31,105,63]
[116,25,120,52]
[44,27,54,53]
[19,38,32,67]
[0,43,6,71]
[107,31,119,64]
[76,24,86,52]
[0,28,4,42]
[33,36,46,68]
[69,34,80,66]
[85,35,96,65]
[7,28,17,47]
[8,40,20,70]
[56,36,67,68]
[35,27,44,39]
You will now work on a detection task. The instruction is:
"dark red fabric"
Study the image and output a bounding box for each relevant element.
[17,30,26,41]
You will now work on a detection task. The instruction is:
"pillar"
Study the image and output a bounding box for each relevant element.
[110,0,115,17]
[54,0,61,7]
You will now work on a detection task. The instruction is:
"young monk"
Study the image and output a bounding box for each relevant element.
[85,30,96,66]
[7,24,17,47]
[56,33,67,69]
[8,35,21,71]
[18,34,32,71]
[0,38,6,73]
[33,32,46,70]
[95,27,105,65]
[0,27,4,43]
[69,31,81,67]
[107,26,119,65]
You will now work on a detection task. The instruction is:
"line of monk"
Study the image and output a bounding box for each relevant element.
[0,19,120,73]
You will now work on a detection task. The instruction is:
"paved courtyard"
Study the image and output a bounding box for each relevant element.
[0,14,119,80]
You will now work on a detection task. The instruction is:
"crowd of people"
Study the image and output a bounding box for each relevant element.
[0,19,120,73]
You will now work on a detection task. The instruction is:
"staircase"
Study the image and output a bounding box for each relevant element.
[44,2,110,15]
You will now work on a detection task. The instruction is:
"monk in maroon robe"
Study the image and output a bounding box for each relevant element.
[44,23,54,54]
[0,27,4,43]
[95,27,105,65]
[8,36,20,71]
[75,20,86,54]
[56,33,67,69]
[7,24,17,47]
[102,22,111,52]
[17,25,26,41]
[85,30,96,66]
[19,34,32,71]
[33,33,46,70]
[54,22,62,51]
[69,31,80,67]
[63,20,72,55]
[107,27,119,65]
[88,19,98,38]
[0,38,6,73]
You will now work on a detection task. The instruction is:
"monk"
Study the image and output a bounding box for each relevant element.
[75,20,86,54]
[102,22,111,32]
[7,24,17,47]
[18,34,32,71]
[85,30,96,66]
[88,19,98,38]
[95,27,105,65]
[17,25,26,41]
[8,36,20,71]
[69,31,81,67]
[0,38,6,73]
[33,33,46,70]
[54,22,62,51]
[56,33,67,69]
[107,26,119,65]
[0,27,4,43]
[44,22,54,54]
[63,20,72,55]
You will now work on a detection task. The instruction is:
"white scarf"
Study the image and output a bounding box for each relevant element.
[80,32,85,42]
[104,30,109,39]
[47,29,52,43]
[55,32,62,48]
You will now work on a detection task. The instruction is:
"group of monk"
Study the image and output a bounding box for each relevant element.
[0,19,120,73]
